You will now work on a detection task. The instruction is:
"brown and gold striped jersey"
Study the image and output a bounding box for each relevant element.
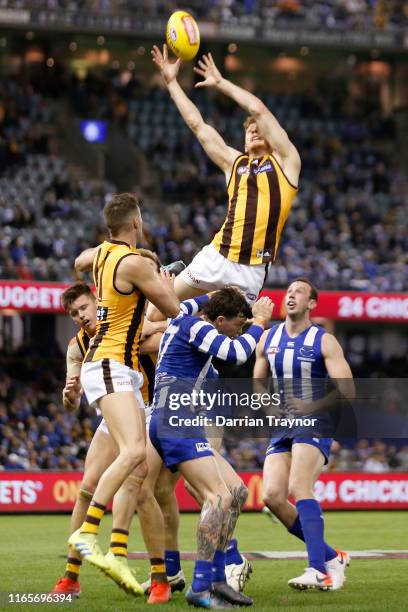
[84,240,145,370]
[76,328,90,360]
[211,154,298,265]
[139,353,157,405]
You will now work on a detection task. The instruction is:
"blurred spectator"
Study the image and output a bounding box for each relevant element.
[1,73,407,291]
[363,451,389,472]
[3,1,407,30]
[0,357,407,473]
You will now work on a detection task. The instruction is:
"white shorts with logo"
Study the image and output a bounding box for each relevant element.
[81,358,145,409]
[179,243,267,306]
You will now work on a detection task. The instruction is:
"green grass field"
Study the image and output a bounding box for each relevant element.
[0,511,407,611]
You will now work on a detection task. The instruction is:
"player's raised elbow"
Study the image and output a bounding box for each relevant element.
[235,356,247,366]
[233,349,251,366]
[186,113,203,134]
[250,100,268,119]
[74,254,86,272]
[74,250,94,273]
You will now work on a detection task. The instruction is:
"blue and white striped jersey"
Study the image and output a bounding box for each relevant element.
[152,294,263,408]
[264,322,328,406]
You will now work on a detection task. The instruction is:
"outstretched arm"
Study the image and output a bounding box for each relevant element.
[195,53,300,184]
[188,297,274,365]
[151,45,239,178]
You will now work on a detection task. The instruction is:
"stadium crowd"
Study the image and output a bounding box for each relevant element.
[1,362,407,473]
[4,0,408,30]
[0,66,407,476]
[1,73,407,291]
[2,398,407,473]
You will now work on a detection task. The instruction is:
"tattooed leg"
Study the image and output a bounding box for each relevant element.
[218,484,248,552]
[211,449,249,551]
[197,495,226,561]
[180,456,232,595]
[179,456,232,559]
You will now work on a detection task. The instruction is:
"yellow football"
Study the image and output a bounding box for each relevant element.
[166,10,200,61]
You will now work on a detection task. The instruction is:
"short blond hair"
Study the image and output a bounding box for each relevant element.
[103,193,141,236]
[243,116,257,130]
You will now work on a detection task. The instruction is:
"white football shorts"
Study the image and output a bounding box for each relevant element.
[179,244,267,306]
[81,358,145,409]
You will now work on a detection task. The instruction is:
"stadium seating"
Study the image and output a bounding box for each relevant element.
[1,360,407,472]
[4,1,408,30]
[2,73,406,290]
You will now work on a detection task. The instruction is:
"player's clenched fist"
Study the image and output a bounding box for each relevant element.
[62,375,82,412]
[252,296,274,327]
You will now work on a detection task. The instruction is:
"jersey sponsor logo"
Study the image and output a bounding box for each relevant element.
[256,249,272,260]
[195,442,211,452]
[253,161,272,174]
[237,165,249,175]
[299,346,315,358]
[287,341,295,347]
[116,379,132,387]
[267,346,280,355]
[96,306,108,321]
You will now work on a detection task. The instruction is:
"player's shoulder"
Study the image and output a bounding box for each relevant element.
[320,331,342,354]
[311,323,330,338]
[179,312,206,329]
[66,336,83,363]
[115,249,157,280]
[265,321,285,340]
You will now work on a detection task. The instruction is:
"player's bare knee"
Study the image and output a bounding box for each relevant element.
[155,483,172,506]
[208,486,232,510]
[118,447,146,472]
[136,484,155,509]
[80,475,98,495]
[123,472,144,497]
[133,459,148,483]
[262,486,286,510]
[288,478,313,502]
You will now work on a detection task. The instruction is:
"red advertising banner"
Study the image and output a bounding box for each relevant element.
[1,472,408,512]
[0,281,66,313]
[261,289,408,323]
[0,280,407,322]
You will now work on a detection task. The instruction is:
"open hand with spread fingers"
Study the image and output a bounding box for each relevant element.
[194,52,223,88]
[151,44,182,85]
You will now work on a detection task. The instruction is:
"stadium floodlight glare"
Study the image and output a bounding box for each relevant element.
[80,120,107,143]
